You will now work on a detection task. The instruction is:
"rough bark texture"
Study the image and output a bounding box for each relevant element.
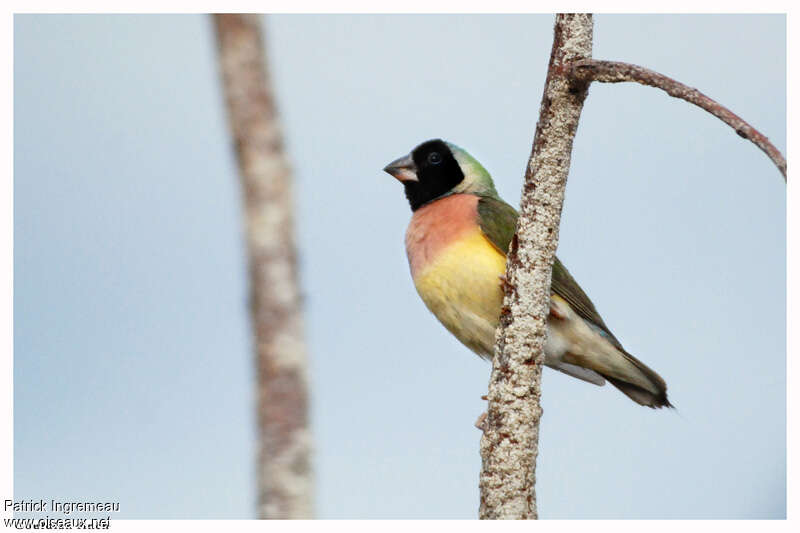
[478,14,593,520]
[213,14,313,519]
[570,59,787,180]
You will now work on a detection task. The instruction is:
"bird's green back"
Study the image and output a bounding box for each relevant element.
[476,194,620,346]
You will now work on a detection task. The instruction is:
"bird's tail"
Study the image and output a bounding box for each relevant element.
[601,351,672,409]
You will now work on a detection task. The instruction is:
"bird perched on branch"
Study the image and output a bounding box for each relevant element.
[383,139,671,408]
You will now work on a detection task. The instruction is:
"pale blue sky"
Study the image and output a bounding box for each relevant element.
[14,14,785,518]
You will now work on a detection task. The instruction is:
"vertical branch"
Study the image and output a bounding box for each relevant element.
[214,14,313,519]
[479,14,593,519]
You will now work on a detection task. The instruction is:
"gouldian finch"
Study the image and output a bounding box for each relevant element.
[383,139,671,408]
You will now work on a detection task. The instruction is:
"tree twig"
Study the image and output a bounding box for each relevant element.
[214,14,313,519]
[569,59,786,180]
[478,13,593,520]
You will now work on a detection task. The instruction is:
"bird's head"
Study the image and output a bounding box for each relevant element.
[383,139,498,211]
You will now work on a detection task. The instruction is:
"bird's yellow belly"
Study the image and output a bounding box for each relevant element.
[412,230,507,358]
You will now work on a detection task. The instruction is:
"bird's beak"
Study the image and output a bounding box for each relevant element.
[383,153,418,182]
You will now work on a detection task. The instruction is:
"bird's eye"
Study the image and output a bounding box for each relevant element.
[428,152,442,165]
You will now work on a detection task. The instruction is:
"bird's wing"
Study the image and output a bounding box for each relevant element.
[476,195,518,255]
[550,257,622,348]
[476,194,621,348]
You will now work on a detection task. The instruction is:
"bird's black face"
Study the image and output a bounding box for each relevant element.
[383,139,465,211]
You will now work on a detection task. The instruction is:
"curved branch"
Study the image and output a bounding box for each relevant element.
[569,59,786,181]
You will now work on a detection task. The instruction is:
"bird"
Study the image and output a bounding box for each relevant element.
[383,139,671,408]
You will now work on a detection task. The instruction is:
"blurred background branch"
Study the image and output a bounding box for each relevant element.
[213,13,313,519]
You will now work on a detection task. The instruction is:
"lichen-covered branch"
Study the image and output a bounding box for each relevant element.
[478,14,593,520]
[570,59,786,180]
[213,14,313,519]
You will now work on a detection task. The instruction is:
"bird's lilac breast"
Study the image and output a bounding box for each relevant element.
[404,194,480,279]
